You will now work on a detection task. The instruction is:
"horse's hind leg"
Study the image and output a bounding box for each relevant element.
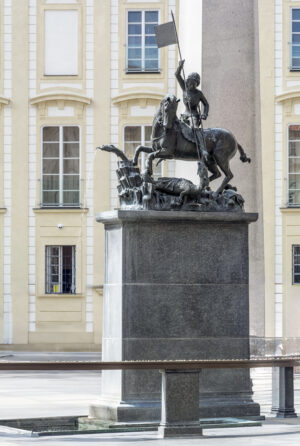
[207,162,221,182]
[133,145,153,166]
[214,160,233,195]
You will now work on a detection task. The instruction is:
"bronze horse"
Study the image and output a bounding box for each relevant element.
[133,94,250,196]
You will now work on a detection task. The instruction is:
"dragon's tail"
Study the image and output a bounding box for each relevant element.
[237,143,251,163]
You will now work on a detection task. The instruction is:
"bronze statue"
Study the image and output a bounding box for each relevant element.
[132,94,250,198]
[175,59,209,129]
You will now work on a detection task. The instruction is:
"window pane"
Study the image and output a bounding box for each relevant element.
[43,175,59,190]
[145,126,152,141]
[44,10,78,75]
[145,24,155,34]
[292,34,300,43]
[124,142,137,159]
[127,60,142,70]
[63,127,79,142]
[43,127,59,142]
[145,11,158,23]
[293,9,300,20]
[128,24,141,35]
[43,159,59,174]
[289,158,300,173]
[292,46,300,57]
[295,246,300,255]
[128,48,142,59]
[292,57,300,68]
[289,174,300,190]
[125,126,141,142]
[289,190,300,204]
[290,127,300,139]
[63,143,79,158]
[63,175,80,190]
[128,11,141,23]
[43,191,59,204]
[289,141,300,156]
[293,22,300,32]
[128,36,141,46]
[145,36,157,46]
[64,159,79,174]
[294,274,300,283]
[63,191,80,205]
[43,143,59,158]
[145,59,159,70]
[145,47,158,59]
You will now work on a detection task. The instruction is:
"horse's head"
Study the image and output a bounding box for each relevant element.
[161,95,180,129]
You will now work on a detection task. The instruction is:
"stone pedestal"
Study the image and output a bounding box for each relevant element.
[90,210,260,422]
[158,370,203,437]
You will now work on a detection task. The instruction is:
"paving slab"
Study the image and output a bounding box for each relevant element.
[1,423,300,446]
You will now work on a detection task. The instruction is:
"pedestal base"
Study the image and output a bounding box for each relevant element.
[94,210,260,423]
[158,425,203,438]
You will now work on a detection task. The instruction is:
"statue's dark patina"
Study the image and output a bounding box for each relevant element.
[98,64,250,212]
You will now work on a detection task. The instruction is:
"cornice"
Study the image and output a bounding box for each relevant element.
[276,90,300,103]
[30,91,92,106]
[112,88,165,106]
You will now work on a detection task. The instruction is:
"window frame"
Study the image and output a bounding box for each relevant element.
[292,245,300,285]
[45,245,76,295]
[123,124,163,178]
[41,125,81,208]
[126,9,160,74]
[39,3,83,81]
[290,8,300,71]
[287,124,300,207]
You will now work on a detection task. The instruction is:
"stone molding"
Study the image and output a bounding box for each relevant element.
[30,91,92,107]
[111,89,165,107]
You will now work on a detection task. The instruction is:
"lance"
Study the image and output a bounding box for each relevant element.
[154,11,206,165]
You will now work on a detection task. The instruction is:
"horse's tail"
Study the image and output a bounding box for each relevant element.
[237,143,251,163]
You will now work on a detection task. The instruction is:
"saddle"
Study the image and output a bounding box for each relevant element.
[177,119,204,146]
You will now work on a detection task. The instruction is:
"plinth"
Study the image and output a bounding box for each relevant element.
[90,210,260,422]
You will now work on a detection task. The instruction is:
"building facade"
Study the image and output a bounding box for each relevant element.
[259,0,300,352]
[0,0,178,350]
[2,0,299,353]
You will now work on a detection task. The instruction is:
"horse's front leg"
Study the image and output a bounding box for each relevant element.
[145,150,161,176]
[133,145,153,166]
[197,160,209,191]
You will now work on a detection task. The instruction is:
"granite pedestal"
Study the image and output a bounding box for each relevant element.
[90,210,260,422]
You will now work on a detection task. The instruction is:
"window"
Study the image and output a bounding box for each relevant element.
[288,125,300,206]
[291,9,300,70]
[45,246,76,294]
[42,126,80,207]
[124,125,163,179]
[44,10,78,75]
[293,245,300,284]
[127,10,159,72]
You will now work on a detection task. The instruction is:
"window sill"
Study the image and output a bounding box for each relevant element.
[125,70,161,74]
[34,207,89,213]
[39,293,84,298]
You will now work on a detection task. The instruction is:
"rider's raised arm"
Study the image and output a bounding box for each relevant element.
[175,62,185,92]
[199,91,209,119]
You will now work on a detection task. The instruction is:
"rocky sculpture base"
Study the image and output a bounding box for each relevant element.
[90,210,260,423]
[116,160,244,212]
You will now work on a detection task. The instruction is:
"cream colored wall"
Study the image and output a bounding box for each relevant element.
[282,209,300,338]
[258,0,276,337]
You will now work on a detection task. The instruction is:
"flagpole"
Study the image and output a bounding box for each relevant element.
[170,10,203,164]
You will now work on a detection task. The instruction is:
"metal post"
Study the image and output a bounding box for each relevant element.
[276,366,297,418]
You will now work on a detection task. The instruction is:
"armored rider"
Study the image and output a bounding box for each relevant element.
[175,59,209,161]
